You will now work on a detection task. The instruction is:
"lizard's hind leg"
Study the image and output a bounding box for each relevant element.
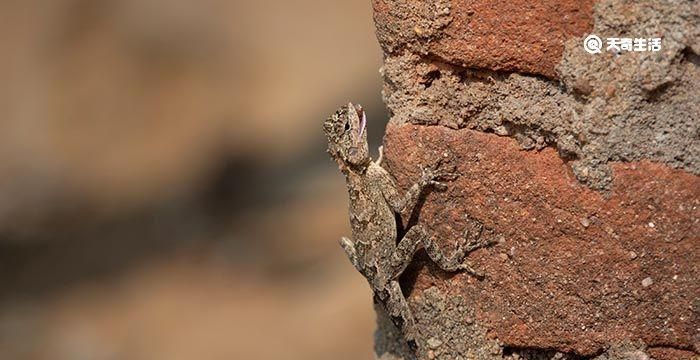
[401,224,493,278]
[425,222,494,277]
[389,226,425,278]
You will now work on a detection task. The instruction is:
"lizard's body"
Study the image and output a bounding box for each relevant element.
[324,103,490,347]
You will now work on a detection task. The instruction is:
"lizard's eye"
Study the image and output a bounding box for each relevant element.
[344,122,350,131]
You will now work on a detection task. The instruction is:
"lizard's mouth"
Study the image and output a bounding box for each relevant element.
[357,106,367,138]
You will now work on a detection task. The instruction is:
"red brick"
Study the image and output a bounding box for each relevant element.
[373,0,594,78]
[384,123,699,356]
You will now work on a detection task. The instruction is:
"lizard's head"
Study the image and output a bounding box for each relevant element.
[323,102,369,170]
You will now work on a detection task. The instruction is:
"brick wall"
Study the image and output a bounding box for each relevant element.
[372,1,699,359]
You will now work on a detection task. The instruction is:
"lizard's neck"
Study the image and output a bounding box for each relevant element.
[339,159,370,176]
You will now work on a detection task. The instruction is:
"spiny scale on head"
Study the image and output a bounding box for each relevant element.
[323,106,347,142]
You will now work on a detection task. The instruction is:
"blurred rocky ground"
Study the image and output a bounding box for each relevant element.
[0,0,386,358]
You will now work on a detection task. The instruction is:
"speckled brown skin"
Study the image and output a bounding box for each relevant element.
[324,103,491,349]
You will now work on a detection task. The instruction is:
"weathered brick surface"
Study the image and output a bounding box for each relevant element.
[648,347,698,360]
[377,0,699,191]
[373,0,594,78]
[372,0,699,358]
[383,123,699,357]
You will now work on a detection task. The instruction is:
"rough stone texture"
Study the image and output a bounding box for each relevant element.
[381,124,699,359]
[373,0,594,78]
[647,347,698,360]
[371,0,699,358]
[377,0,699,189]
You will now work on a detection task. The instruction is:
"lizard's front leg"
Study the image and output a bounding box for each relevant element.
[339,236,362,272]
[380,161,456,215]
[374,145,384,165]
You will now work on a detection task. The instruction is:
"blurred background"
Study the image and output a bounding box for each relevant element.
[0,1,388,359]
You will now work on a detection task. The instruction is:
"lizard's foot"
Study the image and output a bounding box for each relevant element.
[463,229,497,253]
[450,261,485,279]
[458,221,497,251]
[419,159,459,190]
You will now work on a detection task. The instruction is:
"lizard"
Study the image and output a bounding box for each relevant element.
[323,102,492,348]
